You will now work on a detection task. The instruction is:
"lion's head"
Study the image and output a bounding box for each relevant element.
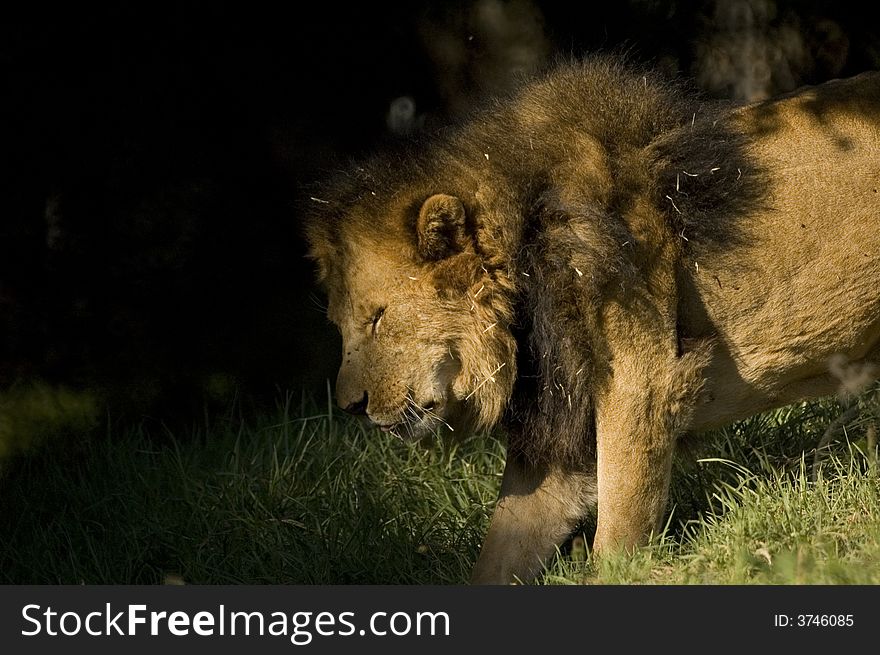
[306,182,518,440]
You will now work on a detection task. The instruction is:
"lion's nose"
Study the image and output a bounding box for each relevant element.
[342,391,369,416]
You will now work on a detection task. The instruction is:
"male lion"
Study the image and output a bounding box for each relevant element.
[306,57,880,584]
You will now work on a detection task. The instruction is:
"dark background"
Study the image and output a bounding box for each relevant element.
[2,1,878,425]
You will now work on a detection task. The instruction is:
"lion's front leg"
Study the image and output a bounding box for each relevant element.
[593,397,677,554]
[470,455,597,584]
[592,346,710,554]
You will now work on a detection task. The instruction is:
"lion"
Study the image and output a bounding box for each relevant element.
[305,56,880,584]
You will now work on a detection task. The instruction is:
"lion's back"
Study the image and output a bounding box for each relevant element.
[687,72,880,429]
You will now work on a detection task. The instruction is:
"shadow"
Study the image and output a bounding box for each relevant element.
[741,71,880,153]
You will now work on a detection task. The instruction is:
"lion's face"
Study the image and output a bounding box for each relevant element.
[329,246,463,438]
[310,193,517,440]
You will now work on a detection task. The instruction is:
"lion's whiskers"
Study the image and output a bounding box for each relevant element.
[403,393,454,432]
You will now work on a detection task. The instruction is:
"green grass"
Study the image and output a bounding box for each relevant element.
[0,389,877,584]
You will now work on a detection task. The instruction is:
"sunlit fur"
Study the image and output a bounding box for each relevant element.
[307,56,880,583]
[306,55,761,459]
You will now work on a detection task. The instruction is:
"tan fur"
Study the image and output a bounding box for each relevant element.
[306,60,880,584]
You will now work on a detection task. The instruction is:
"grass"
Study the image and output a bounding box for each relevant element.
[0,388,878,584]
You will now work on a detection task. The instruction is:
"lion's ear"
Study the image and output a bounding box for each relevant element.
[417,194,469,261]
